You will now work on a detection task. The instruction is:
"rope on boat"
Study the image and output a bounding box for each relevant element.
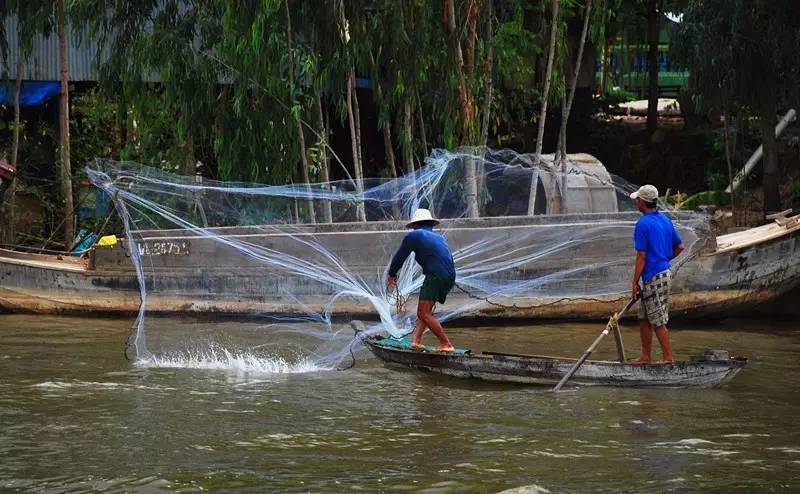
[338,339,360,371]
[338,320,369,371]
[452,247,703,312]
[392,285,408,315]
[453,283,618,310]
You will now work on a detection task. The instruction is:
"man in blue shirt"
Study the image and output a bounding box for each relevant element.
[388,208,456,352]
[629,185,684,364]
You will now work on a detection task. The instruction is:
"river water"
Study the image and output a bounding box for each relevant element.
[1,314,799,492]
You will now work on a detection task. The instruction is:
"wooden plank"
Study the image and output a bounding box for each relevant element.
[766,208,793,220]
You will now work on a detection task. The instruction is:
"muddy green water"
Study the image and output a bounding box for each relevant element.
[1,314,799,493]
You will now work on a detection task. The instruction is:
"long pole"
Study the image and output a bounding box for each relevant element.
[553,296,637,392]
[725,108,796,193]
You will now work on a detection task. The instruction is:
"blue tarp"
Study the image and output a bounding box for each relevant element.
[71,229,97,255]
[0,81,61,107]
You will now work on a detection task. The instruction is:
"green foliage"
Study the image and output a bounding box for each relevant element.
[603,86,638,106]
[4,0,644,189]
[674,0,800,115]
[67,0,569,182]
[70,89,118,168]
[678,190,732,210]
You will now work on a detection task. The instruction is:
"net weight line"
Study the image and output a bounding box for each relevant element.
[453,282,623,310]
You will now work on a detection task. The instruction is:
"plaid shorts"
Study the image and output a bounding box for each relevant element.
[638,270,671,327]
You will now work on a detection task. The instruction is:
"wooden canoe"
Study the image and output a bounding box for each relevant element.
[362,335,747,388]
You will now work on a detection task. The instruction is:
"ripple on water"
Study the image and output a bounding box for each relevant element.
[766,447,800,454]
[655,438,715,446]
[723,433,771,438]
[29,381,176,392]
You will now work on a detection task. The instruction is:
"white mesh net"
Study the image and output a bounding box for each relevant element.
[86,148,711,370]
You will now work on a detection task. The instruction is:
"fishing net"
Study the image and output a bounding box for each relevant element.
[86,148,712,370]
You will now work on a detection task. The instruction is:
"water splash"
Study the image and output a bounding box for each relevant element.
[135,346,327,374]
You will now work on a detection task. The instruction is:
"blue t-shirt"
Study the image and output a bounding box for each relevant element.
[388,226,456,280]
[634,210,683,282]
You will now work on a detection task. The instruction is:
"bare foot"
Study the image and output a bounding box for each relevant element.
[410,342,426,351]
[629,357,652,365]
[655,359,674,364]
[435,345,455,352]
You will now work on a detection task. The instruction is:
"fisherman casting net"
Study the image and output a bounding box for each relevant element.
[86,148,712,372]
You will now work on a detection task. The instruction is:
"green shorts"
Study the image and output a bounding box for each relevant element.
[419,275,455,304]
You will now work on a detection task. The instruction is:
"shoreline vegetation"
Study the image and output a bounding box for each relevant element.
[0,1,798,248]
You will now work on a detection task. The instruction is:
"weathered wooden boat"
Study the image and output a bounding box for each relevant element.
[1,210,800,319]
[362,334,748,388]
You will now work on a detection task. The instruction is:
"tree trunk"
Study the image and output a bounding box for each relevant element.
[351,71,364,185]
[465,0,478,75]
[557,0,592,158]
[445,0,473,138]
[479,0,494,148]
[4,62,23,244]
[285,0,316,223]
[346,70,366,222]
[601,40,611,96]
[646,0,660,135]
[57,0,75,246]
[414,86,428,159]
[11,63,22,167]
[182,130,196,175]
[475,0,494,216]
[445,0,478,218]
[402,96,414,175]
[555,0,592,215]
[558,92,568,213]
[530,0,560,215]
[723,111,736,226]
[761,106,780,214]
[382,120,398,178]
[369,52,398,179]
[315,91,333,223]
[117,84,127,156]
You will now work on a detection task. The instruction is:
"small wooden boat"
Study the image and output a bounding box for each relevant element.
[361,334,747,388]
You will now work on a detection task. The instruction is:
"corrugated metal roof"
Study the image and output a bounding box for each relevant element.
[1,13,104,82]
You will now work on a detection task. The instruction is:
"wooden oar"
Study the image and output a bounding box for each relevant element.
[552,295,639,392]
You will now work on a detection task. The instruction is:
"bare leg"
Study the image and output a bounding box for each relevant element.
[410,317,427,350]
[418,300,454,352]
[653,325,673,363]
[630,320,653,364]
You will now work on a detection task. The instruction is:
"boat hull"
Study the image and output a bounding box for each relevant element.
[1,213,799,320]
[364,337,747,388]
